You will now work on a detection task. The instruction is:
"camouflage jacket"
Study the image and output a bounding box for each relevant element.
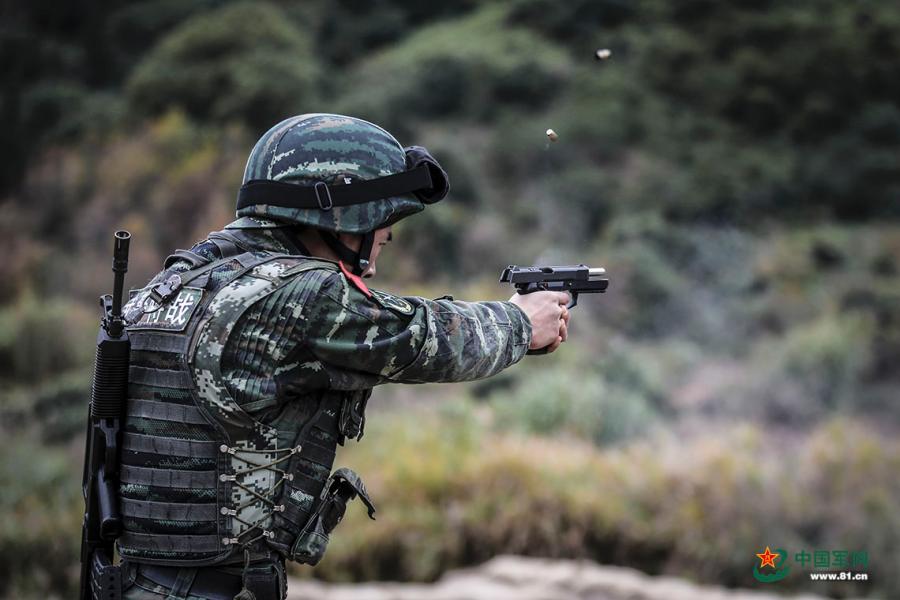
[205,218,533,395]
[116,218,532,566]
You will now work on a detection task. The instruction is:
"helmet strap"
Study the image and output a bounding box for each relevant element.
[281,227,312,256]
[318,230,376,276]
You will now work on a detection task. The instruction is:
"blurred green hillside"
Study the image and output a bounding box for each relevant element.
[1,1,899,598]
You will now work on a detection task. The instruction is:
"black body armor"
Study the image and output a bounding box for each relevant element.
[116,241,374,569]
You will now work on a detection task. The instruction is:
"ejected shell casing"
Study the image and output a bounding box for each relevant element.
[595,48,612,61]
[546,128,559,142]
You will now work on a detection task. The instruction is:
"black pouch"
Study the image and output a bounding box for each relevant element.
[290,468,376,565]
[242,559,286,600]
[90,549,122,600]
[338,390,371,442]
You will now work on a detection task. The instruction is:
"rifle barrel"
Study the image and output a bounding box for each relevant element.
[111,231,131,320]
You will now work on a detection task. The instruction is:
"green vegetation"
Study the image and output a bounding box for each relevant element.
[127,2,320,129]
[312,409,899,599]
[1,0,898,598]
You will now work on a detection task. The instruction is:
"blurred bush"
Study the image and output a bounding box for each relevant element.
[0,295,94,385]
[631,1,900,222]
[307,410,899,599]
[490,368,659,446]
[0,436,83,599]
[127,1,319,129]
[506,0,635,45]
[335,5,571,135]
[718,314,875,425]
[313,0,481,66]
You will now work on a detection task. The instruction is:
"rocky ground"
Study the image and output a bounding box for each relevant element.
[287,556,834,600]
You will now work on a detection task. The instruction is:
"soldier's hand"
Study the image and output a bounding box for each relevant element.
[509,291,571,353]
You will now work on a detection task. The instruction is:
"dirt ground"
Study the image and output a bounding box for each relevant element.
[287,556,836,600]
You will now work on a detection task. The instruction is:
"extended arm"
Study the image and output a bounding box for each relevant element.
[299,271,532,389]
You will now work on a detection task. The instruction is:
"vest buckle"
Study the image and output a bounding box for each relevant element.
[149,274,182,306]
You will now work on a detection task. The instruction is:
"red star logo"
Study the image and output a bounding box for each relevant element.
[756,546,780,569]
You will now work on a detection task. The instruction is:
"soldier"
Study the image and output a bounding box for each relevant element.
[116,114,571,600]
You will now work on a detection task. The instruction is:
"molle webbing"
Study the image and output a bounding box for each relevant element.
[123,434,220,458]
[292,439,335,467]
[120,498,219,521]
[120,465,217,489]
[119,318,223,564]
[118,533,222,555]
[269,400,340,551]
[118,249,303,566]
[119,242,368,567]
[126,399,208,425]
[129,333,190,354]
[129,366,193,389]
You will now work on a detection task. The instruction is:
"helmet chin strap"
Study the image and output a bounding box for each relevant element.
[318,230,376,276]
[281,227,312,256]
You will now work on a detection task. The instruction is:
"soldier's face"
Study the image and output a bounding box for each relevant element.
[360,226,392,278]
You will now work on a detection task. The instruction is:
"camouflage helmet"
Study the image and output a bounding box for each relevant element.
[234,113,449,234]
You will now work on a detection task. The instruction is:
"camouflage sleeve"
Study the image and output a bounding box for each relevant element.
[299,271,532,389]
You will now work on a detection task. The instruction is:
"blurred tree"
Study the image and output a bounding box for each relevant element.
[631,0,900,221]
[506,0,634,47]
[126,1,319,130]
[312,0,480,66]
[335,5,571,136]
[0,0,123,190]
[107,0,229,80]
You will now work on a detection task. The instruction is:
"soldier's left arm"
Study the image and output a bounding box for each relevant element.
[299,271,532,389]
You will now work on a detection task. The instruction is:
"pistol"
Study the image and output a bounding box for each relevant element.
[500,264,608,308]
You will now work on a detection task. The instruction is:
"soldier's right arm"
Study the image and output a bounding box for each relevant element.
[290,268,533,390]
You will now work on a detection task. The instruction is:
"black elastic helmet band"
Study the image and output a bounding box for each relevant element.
[237,146,449,276]
[237,146,449,212]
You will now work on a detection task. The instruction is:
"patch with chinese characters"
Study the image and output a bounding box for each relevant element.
[371,289,415,316]
[129,287,204,331]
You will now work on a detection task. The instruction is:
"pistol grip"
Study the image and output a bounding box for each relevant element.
[526,347,551,356]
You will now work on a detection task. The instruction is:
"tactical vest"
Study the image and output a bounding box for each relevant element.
[117,245,375,567]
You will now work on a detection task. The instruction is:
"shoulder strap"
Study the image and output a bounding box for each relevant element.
[148,252,266,306]
[208,230,253,255]
[164,249,209,270]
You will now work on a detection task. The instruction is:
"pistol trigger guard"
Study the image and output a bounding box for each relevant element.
[567,293,578,309]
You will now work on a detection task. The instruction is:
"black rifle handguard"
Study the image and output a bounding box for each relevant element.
[80,231,131,600]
